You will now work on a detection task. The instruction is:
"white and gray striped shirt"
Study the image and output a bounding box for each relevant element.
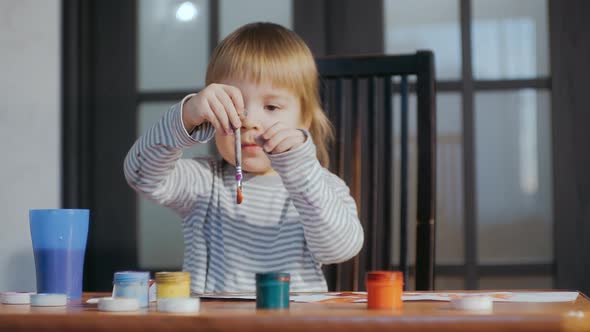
[124,100,364,293]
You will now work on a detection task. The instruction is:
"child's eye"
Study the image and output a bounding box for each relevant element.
[265,105,280,111]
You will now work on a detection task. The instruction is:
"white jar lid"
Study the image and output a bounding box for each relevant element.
[450,295,493,311]
[30,293,68,307]
[98,297,140,312]
[157,298,200,313]
[0,292,34,305]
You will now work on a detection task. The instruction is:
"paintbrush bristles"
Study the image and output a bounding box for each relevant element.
[236,187,243,204]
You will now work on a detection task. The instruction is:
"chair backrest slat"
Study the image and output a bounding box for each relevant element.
[358,78,372,279]
[399,75,410,289]
[382,75,394,276]
[372,77,384,273]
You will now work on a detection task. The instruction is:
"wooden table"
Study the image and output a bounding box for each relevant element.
[1,292,589,332]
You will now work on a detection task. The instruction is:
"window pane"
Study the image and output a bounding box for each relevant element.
[137,102,214,269]
[384,0,461,80]
[436,276,465,290]
[219,0,292,40]
[472,0,549,79]
[436,93,464,265]
[407,274,465,291]
[391,92,464,267]
[139,0,209,91]
[479,275,553,290]
[475,90,553,264]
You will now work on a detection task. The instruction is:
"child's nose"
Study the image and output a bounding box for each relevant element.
[241,108,265,131]
[241,113,257,130]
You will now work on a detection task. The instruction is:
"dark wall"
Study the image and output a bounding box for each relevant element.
[293,0,384,56]
[550,0,590,294]
[62,0,138,291]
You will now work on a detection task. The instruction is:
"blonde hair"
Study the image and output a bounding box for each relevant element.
[206,22,334,168]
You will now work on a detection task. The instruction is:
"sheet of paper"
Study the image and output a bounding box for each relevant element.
[200,293,256,300]
[347,292,578,303]
[291,292,366,303]
[291,292,579,303]
[200,292,365,303]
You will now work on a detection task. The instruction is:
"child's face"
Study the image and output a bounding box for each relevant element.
[215,78,305,175]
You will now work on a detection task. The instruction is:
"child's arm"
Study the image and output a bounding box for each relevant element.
[125,84,244,217]
[268,132,364,264]
[123,94,216,217]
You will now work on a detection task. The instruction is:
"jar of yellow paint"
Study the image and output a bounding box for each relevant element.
[155,272,190,299]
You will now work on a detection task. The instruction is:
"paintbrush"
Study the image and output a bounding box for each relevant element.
[235,127,243,204]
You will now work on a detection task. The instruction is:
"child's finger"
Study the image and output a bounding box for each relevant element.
[215,89,242,129]
[195,96,222,132]
[222,85,245,116]
[263,129,291,153]
[273,131,305,154]
[273,136,300,154]
[209,97,232,135]
[261,122,284,140]
[254,135,266,147]
[203,108,223,134]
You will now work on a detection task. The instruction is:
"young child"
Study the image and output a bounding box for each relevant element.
[124,22,364,293]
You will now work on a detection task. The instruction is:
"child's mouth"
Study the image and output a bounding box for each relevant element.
[241,143,261,151]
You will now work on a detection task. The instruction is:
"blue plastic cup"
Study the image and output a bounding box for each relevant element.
[29,209,89,299]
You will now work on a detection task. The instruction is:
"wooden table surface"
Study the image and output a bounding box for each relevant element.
[1,291,590,332]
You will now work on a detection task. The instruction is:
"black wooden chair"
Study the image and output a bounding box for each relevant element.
[317,51,436,291]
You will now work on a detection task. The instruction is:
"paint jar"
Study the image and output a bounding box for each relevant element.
[155,272,191,299]
[256,272,290,309]
[366,271,403,310]
[112,271,150,308]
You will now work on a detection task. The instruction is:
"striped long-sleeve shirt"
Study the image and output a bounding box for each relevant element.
[123,99,364,293]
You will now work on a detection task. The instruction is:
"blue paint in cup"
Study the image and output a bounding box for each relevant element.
[29,209,89,299]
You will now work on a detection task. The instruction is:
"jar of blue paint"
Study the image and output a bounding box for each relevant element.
[255,272,290,309]
[112,271,150,308]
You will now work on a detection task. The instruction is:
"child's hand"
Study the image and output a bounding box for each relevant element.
[183,84,244,135]
[258,122,307,154]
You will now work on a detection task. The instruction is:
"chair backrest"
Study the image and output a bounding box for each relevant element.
[316,51,436,291]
